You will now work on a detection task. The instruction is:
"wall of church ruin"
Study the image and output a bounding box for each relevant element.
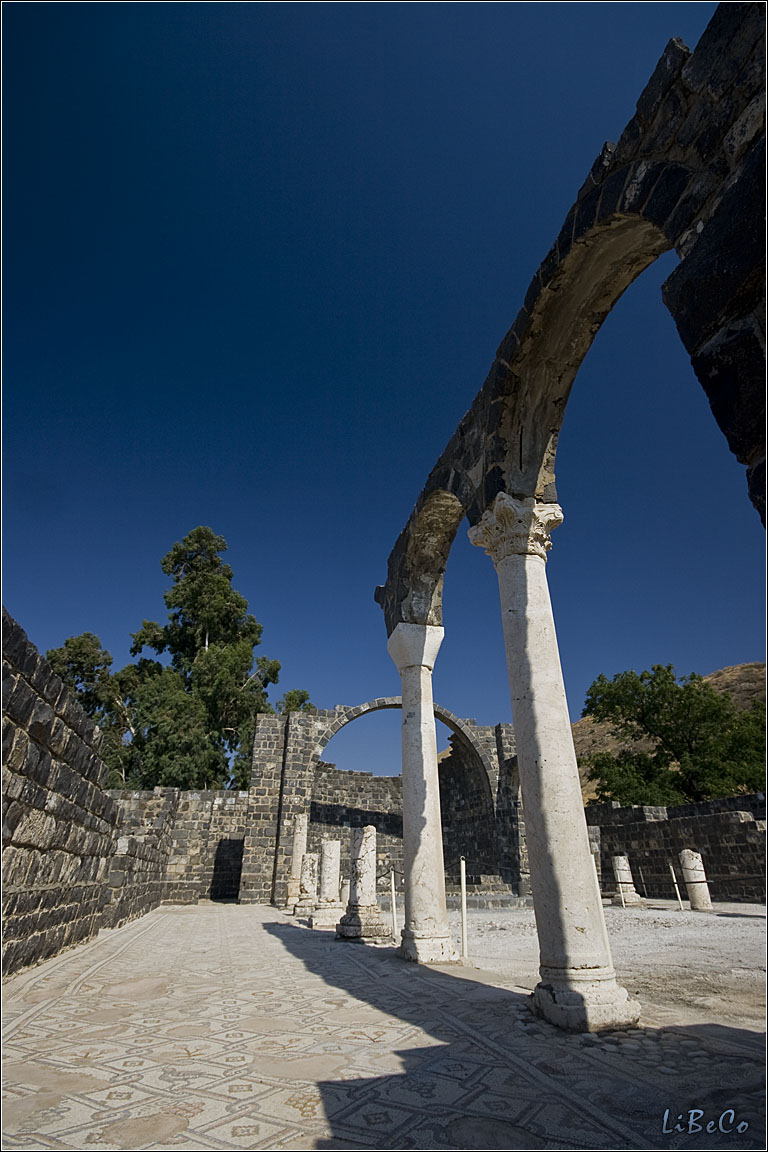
[309,763,404,894]
[586,795,766,902]
[2,610,122,973]
[3,610,764,980]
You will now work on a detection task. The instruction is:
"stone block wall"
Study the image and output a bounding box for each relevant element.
[586,794,766,902]
[103,790,180,925]
[309,763,404,894]
[2,610,121,973]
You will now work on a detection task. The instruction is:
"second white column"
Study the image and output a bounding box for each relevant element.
[388,622,456,963]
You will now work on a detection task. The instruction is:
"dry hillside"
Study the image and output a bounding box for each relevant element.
[573,662,766,803]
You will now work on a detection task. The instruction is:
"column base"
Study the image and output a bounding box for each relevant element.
[294,899,316,917]
[400,929,457,964]
[532,974,640,1033]
[309,902,345,929]
[336,904,391,944]
[611,892,646,907]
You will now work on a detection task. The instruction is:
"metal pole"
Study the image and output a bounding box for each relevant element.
[390,868,398,941]
[617,879,626,908]
[460,856,468,960]
[668,862,684,912]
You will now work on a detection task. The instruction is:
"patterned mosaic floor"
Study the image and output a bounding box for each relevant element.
[2,904,764,1150]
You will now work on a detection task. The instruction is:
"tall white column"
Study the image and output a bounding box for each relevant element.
[469,493,639,1031]
[286,813,309,910]
[387,623,455,963]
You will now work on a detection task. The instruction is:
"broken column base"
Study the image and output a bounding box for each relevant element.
[611,891,646,907]
[284,879,300,913]
[400,928,457,964]
[531,972,641,1033]
[309,902,345,929]
[336,904,391,943]
[294,898,316,918]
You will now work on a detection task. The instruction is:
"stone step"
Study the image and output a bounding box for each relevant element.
[445,893,532,910]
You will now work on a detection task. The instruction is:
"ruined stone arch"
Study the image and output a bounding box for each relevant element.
[376,9,765,635]
[308,695,497,799]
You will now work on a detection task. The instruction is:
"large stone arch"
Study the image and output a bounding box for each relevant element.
[375,7,764,634]
[307,695,497,792]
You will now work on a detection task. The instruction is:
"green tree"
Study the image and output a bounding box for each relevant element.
[277,689,314,714]
[46,633,138,787]
[50,527,311,790]
[581,665,766,804]
[130,526,283,787]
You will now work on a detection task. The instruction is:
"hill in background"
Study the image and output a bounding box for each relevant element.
[574,663,766,804]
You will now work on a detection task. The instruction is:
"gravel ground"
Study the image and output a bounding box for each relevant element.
[446,900,766,1031]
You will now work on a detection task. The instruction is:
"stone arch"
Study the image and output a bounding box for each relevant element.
[308,695,497,798]
[376,9,764,633]
[306,696,505,898]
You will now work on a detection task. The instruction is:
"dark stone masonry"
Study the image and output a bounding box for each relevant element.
[3,611,765,975]
[587,794,766,903]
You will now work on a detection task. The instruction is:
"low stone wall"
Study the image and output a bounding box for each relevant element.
[2,610,121,974]
[586,795,766,902]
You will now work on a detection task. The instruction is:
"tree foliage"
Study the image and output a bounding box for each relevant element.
[581,664,765,805]
[48,527,312,790]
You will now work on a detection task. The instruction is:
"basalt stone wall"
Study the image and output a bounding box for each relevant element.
[2,610,121,974]
[102,789,180,928]
[309,762,404,894]
[586,794,766,902]
[439,738,499,883]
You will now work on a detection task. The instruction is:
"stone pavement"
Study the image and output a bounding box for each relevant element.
[2,904,764,1151]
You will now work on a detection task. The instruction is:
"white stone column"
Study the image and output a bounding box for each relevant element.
[286,813,309,910]
[387,623,456,963]
[679,849,713,911]
[469,493,639,1031]
[294,852,318,916]
[310,840,345,929]
[611,855,645,906]
[336,826,390,942]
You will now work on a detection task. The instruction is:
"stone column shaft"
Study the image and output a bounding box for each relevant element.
[388,623,455,963]
[294,852,318,916]
[679,849,713,911]
[310,839,344,928]
[470,493,638,1031]
[336,825,389,942]
[612,855,644,906]
[286,813,309,910]
[318,840,342,903]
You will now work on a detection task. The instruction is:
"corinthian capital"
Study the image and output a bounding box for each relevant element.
[468,494,563,564]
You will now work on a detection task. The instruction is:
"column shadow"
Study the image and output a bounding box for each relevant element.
[264,919,765,1150]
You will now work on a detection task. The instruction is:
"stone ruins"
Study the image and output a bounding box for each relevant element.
[2,4,765,1033]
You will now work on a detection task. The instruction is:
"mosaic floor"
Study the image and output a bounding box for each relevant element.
[2,904,764,1150]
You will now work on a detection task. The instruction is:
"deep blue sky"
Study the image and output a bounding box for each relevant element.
[3,2,763,775]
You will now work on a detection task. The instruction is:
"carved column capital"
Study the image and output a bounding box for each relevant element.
[468,493,563,564]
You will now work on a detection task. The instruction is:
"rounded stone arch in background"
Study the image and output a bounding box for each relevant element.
[307,695,497,803]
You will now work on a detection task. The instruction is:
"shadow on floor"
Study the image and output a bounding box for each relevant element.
[265,919,765,1151]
